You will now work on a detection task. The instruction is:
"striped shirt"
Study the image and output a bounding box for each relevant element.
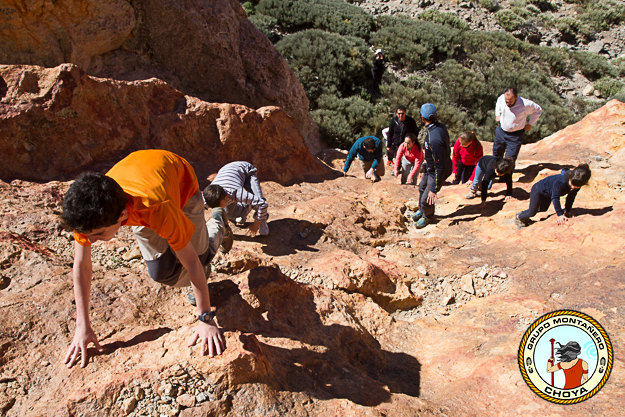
[211,161,268,221]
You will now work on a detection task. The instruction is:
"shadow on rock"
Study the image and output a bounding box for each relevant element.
[99,327,173,355]
[209,267,421,405]
[570,206,614,217]
[232,218,325,256]
[516,163,575,183]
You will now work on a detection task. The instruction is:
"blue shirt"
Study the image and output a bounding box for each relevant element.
[344,136,384,172]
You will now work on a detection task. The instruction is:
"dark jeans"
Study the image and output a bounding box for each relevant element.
[387,144,398,162]
[418,171,436,219]
[493,125,524,160]
[454,161,475,184]
[517,184,551,221]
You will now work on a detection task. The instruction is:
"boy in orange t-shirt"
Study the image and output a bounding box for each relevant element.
[61,150,225,368]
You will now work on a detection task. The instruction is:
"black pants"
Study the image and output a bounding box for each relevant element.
[418,171,436,219]
[517,185,551,221]
[454,161,475,184]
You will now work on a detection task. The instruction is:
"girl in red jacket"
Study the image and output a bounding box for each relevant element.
[452,131,483,185]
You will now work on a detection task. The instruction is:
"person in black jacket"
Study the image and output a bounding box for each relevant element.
[515,164,591,228]
[387,106,419,169]
[371,49,386,96]
[466,156,515,207]
[412,103,452,228]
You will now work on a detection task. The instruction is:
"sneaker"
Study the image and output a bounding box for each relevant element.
[415,217,429,229]
[514,213,529,229]
[235,213,248,225]
[391,170,396,176]
[386,160,392,166]
[259,221,269,236]
[372,174,381,183]
[466,189,477,199]
[412,210,423,221]
[187,290,197,306]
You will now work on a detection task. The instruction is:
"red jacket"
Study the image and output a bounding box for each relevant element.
[452,139,483,181]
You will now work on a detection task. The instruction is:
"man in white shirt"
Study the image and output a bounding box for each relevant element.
[493,87,542,160]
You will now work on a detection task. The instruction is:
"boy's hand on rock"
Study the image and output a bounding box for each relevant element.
[64,325,103,368]
[188,321,225,357]
[556,215,569,225]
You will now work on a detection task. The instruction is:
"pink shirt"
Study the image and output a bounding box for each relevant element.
[395,142,424,179]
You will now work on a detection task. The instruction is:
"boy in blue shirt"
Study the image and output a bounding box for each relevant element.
[515,164,591,228]
[343,136,385,182]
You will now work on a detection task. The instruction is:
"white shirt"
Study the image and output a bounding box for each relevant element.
[495,95,542,132]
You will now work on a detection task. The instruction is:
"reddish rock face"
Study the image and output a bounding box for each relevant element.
[0,64,330,184]
[0,102,624,416]
[0,0,321,152]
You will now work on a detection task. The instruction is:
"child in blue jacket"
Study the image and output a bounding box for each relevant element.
[515,164,591,227]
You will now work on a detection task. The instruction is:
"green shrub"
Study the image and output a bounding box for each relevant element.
[571,51,616,80]
[495,10,525,32]
[249,13,281,43]
[556,17,591,43]
[613,57,625,77]
[528,0,557,11]
[275,30,369,104]
[242,1,255,15]
[479,0,501,12]
[594,78,625,98]
[371,16,460,72]
[256,0,374,39]
[578,0,625,31]
[418,10,469,30]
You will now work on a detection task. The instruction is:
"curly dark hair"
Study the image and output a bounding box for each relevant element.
[570,163,591,187]
[202,184,227,208]
[61,172,127,233]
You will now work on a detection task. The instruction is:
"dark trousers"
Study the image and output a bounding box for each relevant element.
[493,125,524,160]
[453,161,475,184]
[387,144,398,162]
[517,184,551,221]
[418,171,436,219]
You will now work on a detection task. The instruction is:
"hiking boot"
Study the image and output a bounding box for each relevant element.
[412,210,423,221]
[259,221,269,236]
[466,189,477,199]
[415,217,429,229]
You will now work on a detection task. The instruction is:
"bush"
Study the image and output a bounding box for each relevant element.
[256,0,374,39]
[578,0,625,31]
[242,1,255,15]
[594,78,625,98]
[371,16,460,72]
[571,51,616,80]
[495,10,525,32]
[249,13,281,43]
[275,30,369,104]
[479,0,500,12]
[528,0,557,11]
[418,10,469,30]
[556,17,591,43]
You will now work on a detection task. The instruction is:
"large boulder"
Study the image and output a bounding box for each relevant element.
[0,63,331,183]
[0,0,321,152]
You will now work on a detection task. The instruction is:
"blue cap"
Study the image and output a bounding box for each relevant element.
[420,103,437,119]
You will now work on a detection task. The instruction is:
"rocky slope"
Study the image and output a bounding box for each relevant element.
[0,0,322,152]
[0,100,623,416]
[0,63,329,184]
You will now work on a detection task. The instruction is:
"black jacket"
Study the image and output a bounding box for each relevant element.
[388,115,419,149]
[423,122,452,192]
[478,156,513,203]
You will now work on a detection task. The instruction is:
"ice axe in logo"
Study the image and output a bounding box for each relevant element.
[548,338,556,386]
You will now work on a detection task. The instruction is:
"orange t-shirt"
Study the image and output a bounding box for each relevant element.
[74,150,199,251]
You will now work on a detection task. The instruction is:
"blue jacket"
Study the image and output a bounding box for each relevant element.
[423,122,452,192]
[344,136,383,172]
[533,169,579,216]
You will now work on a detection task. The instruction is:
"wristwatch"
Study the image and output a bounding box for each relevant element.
[198,311,216,323]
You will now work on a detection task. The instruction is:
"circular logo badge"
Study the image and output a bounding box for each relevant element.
[518,310,613,404]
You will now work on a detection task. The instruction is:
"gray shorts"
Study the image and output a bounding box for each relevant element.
[132,192,217,288]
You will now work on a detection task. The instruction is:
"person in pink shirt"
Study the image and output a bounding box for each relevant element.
[394,132,424,185]
[452,131,483,185]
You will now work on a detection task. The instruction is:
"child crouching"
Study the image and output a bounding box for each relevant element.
[515,164,591,227]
